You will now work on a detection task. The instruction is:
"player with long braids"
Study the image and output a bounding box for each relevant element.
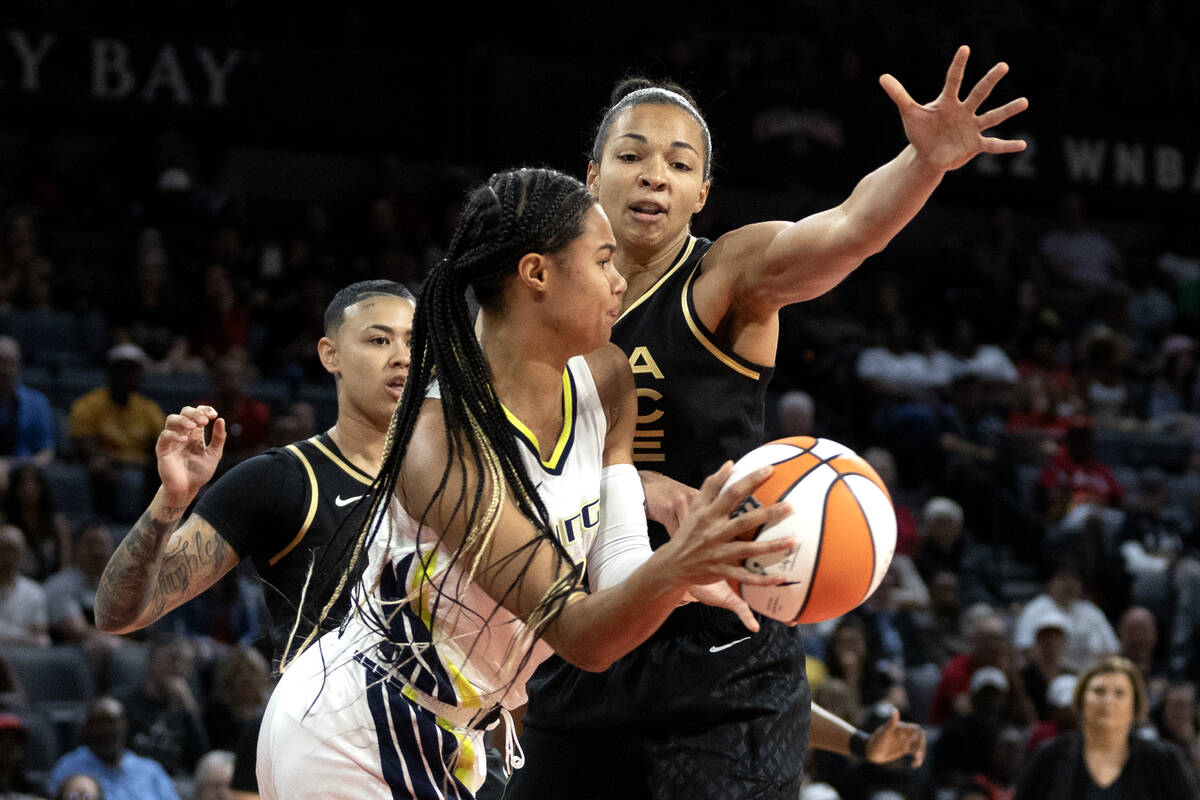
[508,46,1029,799]
[256,167,794,800]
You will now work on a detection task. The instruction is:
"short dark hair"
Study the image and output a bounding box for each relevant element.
[324,280,414,335]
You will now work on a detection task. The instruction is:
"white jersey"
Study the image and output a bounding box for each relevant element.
[259,355,607,799]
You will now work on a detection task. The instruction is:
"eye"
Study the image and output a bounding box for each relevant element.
[672,162,692,171]
[617,153,639,162]
[370,336,389,346]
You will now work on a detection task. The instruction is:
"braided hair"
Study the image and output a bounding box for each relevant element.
[288,168,597,694]
[591,77,714,181]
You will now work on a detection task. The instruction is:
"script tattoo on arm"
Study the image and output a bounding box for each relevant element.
[95,505,236,633]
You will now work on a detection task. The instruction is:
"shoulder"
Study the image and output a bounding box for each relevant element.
[16,384,51,409]
[132,392,165,416]
[583,344,634,405]
[69,387,106,412]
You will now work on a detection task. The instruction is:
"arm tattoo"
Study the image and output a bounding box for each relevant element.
[95,505,189,630]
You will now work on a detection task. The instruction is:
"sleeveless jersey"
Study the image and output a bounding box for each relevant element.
[340,354,606,719]
[611,235,773,545]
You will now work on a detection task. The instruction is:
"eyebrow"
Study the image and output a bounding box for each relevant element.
[364,325,395,335]
[616,132,700,155]
[598,243,616,254]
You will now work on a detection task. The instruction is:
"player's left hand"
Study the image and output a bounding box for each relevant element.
[880,44,1028,173]
[687,581,760,632]
[865,708,926,768]
[640,470,699,535]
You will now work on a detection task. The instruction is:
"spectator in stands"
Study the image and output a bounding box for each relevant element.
[55,774,104,800]
[1018,607,1073,720]
[863,446,920,556]
[67,344,164,519]
[192,750,233,800]
[202,647,269,752]
[1038,192,1122,295]
[49,696,179,800]
[1077,326,1134,428]
[114,635,208,777]
[1117,606,1166,696]
[0,336,55,474]
[0,712,42,800]
[1117,468,1194,619]
[825,615,907,713]
[1027,674,1080,753]
[0,524,49,646]
[1147,335,1200,428]
[776,389,815,438]
[1014,558,1119,671]
[1015,656,1198,798]
[203,352,269,468]
[911,569,966,668]
[912,497,1001,606]
[107,230,183,365]
[932,667,1013,792]
[0,651,26,711]
[929,609,1035,727]
[0,208,54,311]
[1152,681,1200,781]
[4,463,71,580]
[1037,418,1125,548]
[192,264,249,363]
[44,520,124,683]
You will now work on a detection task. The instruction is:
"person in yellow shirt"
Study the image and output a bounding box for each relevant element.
[69,343,165,516]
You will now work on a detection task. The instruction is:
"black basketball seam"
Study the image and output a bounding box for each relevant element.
[790,468,880,623]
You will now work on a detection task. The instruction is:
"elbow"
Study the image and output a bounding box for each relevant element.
[93,602,135,636]
[556,642,618,674]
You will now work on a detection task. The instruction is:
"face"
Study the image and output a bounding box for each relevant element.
[1081,671,1136,734]
[78,525,114,576]
[588,103,710,255]
[543,206,625,354]
[83,698,127,764]
[1034,626,1066,661]
[59,775,104,800]
[321,295,415,429]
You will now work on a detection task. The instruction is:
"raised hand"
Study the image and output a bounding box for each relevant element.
[880,44,1028,173]
[656,462,793,589]
[157,405,226,505]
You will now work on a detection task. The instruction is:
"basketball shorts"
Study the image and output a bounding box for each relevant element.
[258,637,488,800]
[505,605,810,800]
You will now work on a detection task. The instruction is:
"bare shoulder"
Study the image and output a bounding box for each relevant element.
[704,221,791,278]
[583,342,635,409]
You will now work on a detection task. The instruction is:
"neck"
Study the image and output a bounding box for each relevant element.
[327,412,387,478]
[615,228,692,306]
[1086,726,1131,756]
[479,310,568,441]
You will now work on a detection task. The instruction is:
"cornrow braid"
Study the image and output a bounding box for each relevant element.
[294,168,597,700]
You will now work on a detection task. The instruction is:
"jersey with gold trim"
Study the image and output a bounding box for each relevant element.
[194,432,375,663]
[610,235,773,546]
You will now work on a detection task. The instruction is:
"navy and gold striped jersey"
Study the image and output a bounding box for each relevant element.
[610,235,773,546]
[194,432,375,663]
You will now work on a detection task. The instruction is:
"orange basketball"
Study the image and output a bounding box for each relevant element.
[724,436,897,623]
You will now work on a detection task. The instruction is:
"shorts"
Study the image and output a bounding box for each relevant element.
[505,606,810,800]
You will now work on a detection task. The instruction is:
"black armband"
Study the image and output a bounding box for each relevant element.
[849,729,871,759]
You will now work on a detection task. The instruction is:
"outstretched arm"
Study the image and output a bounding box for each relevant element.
[709,45,1028,316]
[94,406,239,634]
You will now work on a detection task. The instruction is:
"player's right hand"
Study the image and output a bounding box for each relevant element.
[157,405,226,504]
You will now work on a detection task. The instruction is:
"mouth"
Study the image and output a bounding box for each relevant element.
[629,200,667,222]
[385,375,406,399]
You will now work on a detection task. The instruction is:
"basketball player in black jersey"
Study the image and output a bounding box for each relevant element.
[508,47,1029,799]
[94,279,414,796]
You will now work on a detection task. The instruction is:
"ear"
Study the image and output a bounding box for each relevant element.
[516,252,550,293]
[693,179,711,215]
[586,161,601,198]
[317,336,338,376]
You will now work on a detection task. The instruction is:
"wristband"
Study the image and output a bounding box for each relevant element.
[849,729,870,759]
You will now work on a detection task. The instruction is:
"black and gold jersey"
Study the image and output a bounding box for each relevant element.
[610,235,773,546]
[194,432,375,663]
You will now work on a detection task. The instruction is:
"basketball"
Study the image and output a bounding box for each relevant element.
[724,436,897,624]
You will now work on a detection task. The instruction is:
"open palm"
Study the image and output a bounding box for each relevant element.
[880,45,1029,172]
[156,405,226,501]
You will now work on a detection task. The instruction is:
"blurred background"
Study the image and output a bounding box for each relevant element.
[2,2,1200,799]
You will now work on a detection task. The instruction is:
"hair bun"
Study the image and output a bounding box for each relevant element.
[610,77,656,106]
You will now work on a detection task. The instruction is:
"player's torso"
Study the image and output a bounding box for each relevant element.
[611,236,773,524]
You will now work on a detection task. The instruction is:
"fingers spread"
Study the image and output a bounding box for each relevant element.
[942,44,970,98]
[878,74,914,109]
[981,136,1028,154]
[977,96,1029,129]
[962,61,1008,111]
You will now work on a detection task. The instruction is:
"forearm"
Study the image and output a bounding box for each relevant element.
[550,551,690,672]
[94,486,191,633]
[760,146,944,304]
[810,701,859,755]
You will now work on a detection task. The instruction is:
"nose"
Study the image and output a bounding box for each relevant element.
[393,341,410,368]
[611,267,628,296]
[639,157,667,190]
